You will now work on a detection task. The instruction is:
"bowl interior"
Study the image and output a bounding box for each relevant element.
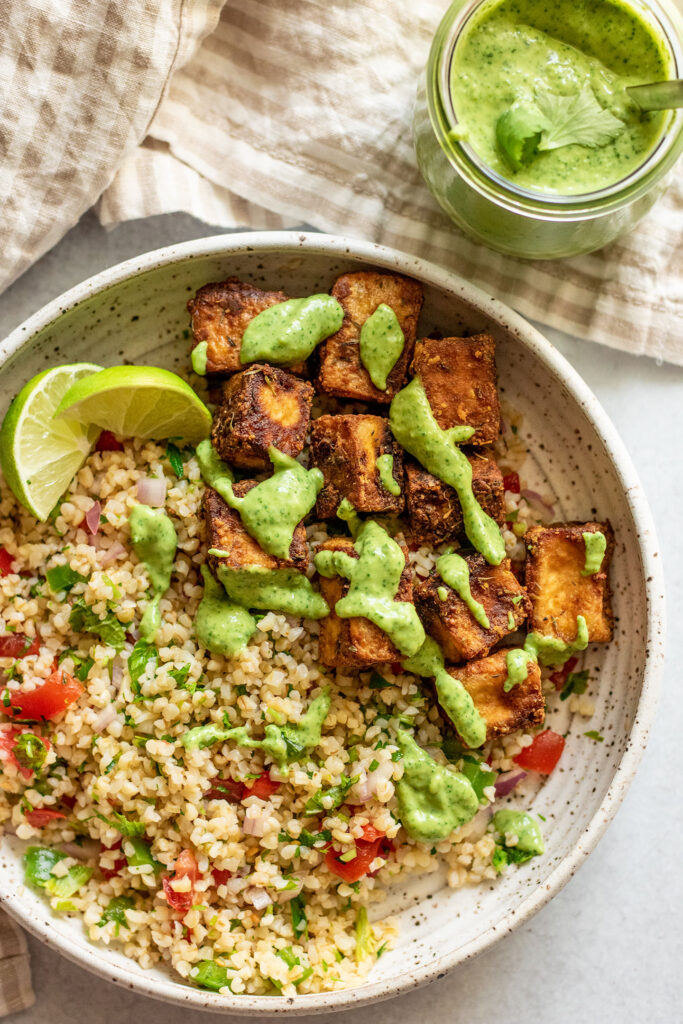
[0,236,660,1015]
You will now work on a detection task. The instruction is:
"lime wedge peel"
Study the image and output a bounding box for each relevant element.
[55,365,212,445]
[0,363,102,521]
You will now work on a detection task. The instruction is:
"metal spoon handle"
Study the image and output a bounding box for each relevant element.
[627,79,683,111]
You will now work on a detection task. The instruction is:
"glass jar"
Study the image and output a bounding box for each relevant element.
[413,0,683,260]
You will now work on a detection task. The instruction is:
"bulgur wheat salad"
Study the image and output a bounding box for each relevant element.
[0,269,614,996]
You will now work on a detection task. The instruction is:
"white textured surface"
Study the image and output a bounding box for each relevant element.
[1,213,681,1023]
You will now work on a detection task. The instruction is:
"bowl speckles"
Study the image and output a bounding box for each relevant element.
[0,232,665,1015]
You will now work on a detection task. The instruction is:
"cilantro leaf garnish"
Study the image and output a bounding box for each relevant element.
[560,669,589,701]
[496,85,624,170]
[68,597,125,652]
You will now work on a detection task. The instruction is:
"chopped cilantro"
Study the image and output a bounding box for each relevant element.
[165,442,184,479]
[560,669,589,701]
[97,895,134,935]
[97,811,146,837]
[290,895,308,940]
[276,946,300,969]
[58,648,94,682]
[190,960,231,992]
[46,565,88,595]
[305,775,357,814]
[460,755,495,801]
[69,597,125,652]
[369,672,392,690]
[14,733,49,773]
[584,730,604,742]
[168,663,192,689]
[128,640,158,696]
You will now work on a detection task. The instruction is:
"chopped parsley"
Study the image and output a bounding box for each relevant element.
[305,775,357,814]
[560,669,589,701]
[128,639,158,697]
[369,672,392,690]
[46,565,89,595]
[58,648,94,682]
[290,895,308,940]
[13,733,49,773]
[68,597,125,652]
[97,895,134,935]
[584,730,605,742]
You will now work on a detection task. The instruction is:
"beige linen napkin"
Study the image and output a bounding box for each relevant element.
[0,910,34,1016]
[98,0,683,365]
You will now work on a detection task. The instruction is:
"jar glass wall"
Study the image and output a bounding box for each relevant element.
[413,0,683,260]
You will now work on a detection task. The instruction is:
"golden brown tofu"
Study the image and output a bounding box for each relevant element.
[411,335,500,445]
[211,364,314,471]
[452,650,545,741]
[203,485,308,577]
[404,452,505,545]
[317,536,413,668]
[188,277,299,375]
[309,414,404,519]
[316,271,423,402]
[415,554,529,662]
[525,522,614,643]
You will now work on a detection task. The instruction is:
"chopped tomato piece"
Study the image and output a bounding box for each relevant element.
[503,472,521,494]
[95,430,124,452]
[514,730,566,774]
[242,772,280,800]
[0,549,15,575]
[25,808,67,828]
[212,868,232,887]
[7,669,84,722]
[550,657,579,691]
[360,823,386,843]
[162,849,200,913]
[100,838,126,879]
[206,776,245,802]
[0,634,40,659]
[325,834,386,883]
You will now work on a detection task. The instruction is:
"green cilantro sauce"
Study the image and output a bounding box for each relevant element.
[195,564,256,657]
[504,613,590,687]
[376,453,401,496]
[129,505,178,641]
[451,0,669,195]
[492,809,544,856]
[181,689,331,771]
[359,304,405,391]
[389,377,505,565]
[196,439,234,498]
[404,636,487,749]
[582,530,607,575]
[212,562,329,619]
[191,341,208,376]
[337,497,362,537]
[314,520,425,657]
[240,295,344,365]
[436,550,490,629]
[218,447,323,560]
[437,585,448,602]
[394,731,479,842]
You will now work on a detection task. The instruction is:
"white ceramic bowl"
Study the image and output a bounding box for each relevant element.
[0,232,664,1015]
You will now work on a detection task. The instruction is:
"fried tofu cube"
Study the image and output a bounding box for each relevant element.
[404,453,505,545]
[525,522,614,643]
[316,271,424,402]
[310,414,404,519]
[203,484,308,576]
[411,335,500,445]
[415,554,529,662]
[187,277,305,375]
[211,364,314,471]
[317,536,413,668]
[452,650,545,741]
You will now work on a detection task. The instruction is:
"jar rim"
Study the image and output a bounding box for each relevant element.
[430,0,683,215]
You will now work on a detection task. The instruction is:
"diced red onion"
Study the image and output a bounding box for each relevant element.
[244,886,270,911]
[225,876,248,896]
[60,838,100,861]
[352,760,394,803]
[276,879,303,902]
[242,808,269,837]
[494,770,528,798]
[99,541,126,566]
[136,478,166,507]
[464,805,493,842]
[111,659,124,692]
[520,489,555,515]
[84,501,102,536]
[93,704,118,733]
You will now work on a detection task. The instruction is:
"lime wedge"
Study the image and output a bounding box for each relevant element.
[55,365,212,444]
[0,363,102,520]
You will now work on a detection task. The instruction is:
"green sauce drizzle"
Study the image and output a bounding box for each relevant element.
[394,731,479,842]
[582,530,606,576]
[359,304,405,391]
[196,439,234,501]
[389,377,505,565]
[314,520,425,657]
[524,614,589,667]
[212,562,329,619]
[436,550,490,629]
[191,341,208,376]
[337,497,362,537]
[492,809,544,856]
[181,689,331,771]
[218,447,323,560]
[195,564,256,657]
[240,295,344,365]
[376,453,400,496]
[503,648,534,692]
[404,636,487,748]
[129,505,178,641]
[437,586,448,602]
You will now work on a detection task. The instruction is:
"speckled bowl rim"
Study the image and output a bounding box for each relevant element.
[0,231,665,1015]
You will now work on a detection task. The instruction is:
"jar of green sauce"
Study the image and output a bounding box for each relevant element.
[413,0,683,259]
